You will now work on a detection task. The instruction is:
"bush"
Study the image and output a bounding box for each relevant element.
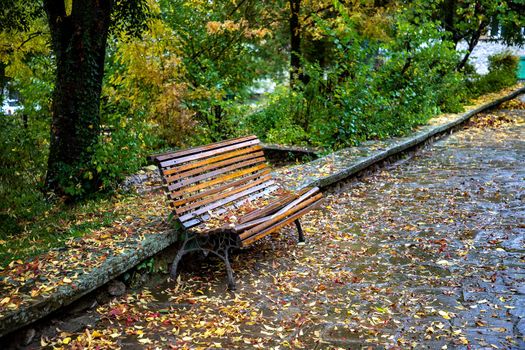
[0,54,53,236]
[88,113,158,193]
[467,52,518,96]
[489,51,519,72]
[244,87,308,145]
[0,114,50,237]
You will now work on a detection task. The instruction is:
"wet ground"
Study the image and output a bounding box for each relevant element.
[35,100,525,349]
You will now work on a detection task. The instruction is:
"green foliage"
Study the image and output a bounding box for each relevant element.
[157,0,276,143]
[110,0,150,37]
[246,8,467,150]
[489,51,519,72]
[244,87,308,145]
[0,0,43,32]
[467,52,519,97]
[0,51,53,236]
[136,257,155,273]
[0,115,49,236]
[88,110,158,193]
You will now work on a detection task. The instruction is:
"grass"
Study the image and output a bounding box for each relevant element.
[0,192,139,268]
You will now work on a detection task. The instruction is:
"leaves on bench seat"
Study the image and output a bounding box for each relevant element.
[188,187,291,235]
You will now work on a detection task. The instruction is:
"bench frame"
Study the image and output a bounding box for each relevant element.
[151,135,321,290]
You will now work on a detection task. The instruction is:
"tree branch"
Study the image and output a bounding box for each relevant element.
[17,31,45,50]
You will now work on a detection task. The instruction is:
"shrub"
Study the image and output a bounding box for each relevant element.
[468,51,518,96]
[0,54,53,236]
[0,114,50,237]
[244,87,309,145]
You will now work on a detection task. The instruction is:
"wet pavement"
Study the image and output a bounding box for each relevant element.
[34,101,525,349]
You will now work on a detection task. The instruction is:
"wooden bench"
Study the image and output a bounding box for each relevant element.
[151,135,323,289]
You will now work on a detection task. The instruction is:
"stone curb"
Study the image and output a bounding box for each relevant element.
[0,228,179,338]
[1,85,523,338]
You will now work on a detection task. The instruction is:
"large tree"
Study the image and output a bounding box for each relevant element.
[43,0,112,194]
[40,0,147,196]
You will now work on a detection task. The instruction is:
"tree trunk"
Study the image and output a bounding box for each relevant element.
[456,23,485,71]
[289,0,302,87]
[43,0,112,195]
[442,0,461,47]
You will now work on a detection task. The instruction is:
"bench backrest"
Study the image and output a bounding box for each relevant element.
[152,135,276,229]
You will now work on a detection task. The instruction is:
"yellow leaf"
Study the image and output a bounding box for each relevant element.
[438,310,451,320]
[215,328,226,336]
[91,330,103,339]
[64,0,72,16]
[458,337,469,345]
[42,285,54,293]
[62,337,71,345]
[0,297,10,305]
[63,277,72,283]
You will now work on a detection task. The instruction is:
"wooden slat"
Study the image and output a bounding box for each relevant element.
[162,145,263,176]
[237,193,297,224]
[235,187,312,225]
[165,150,265,182]
[167,157,266,192]
[237,192,322,233]
[170,169,271,206]
[233,185,281,209]
[182,184,281,229]
[267,187,320,219]
[175,174,273,216]
[238,191,322,241]
[154,135,258,162]
[235,187,315,231]
[160,139,260,168]
[179,180,275,222]
[240,198,323,247]
[169,163,268,199]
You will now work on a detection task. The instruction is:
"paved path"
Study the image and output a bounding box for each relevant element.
[13,102,525,349]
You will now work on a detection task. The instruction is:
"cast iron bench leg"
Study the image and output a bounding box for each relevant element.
[295,219,305,242]
[170,234,194,279]
[222,248,236,290]
[170,232,237,290]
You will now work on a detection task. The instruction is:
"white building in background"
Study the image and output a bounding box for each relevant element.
[1,85,22,116]
[2,98,21,115]
[458,40,525,75]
